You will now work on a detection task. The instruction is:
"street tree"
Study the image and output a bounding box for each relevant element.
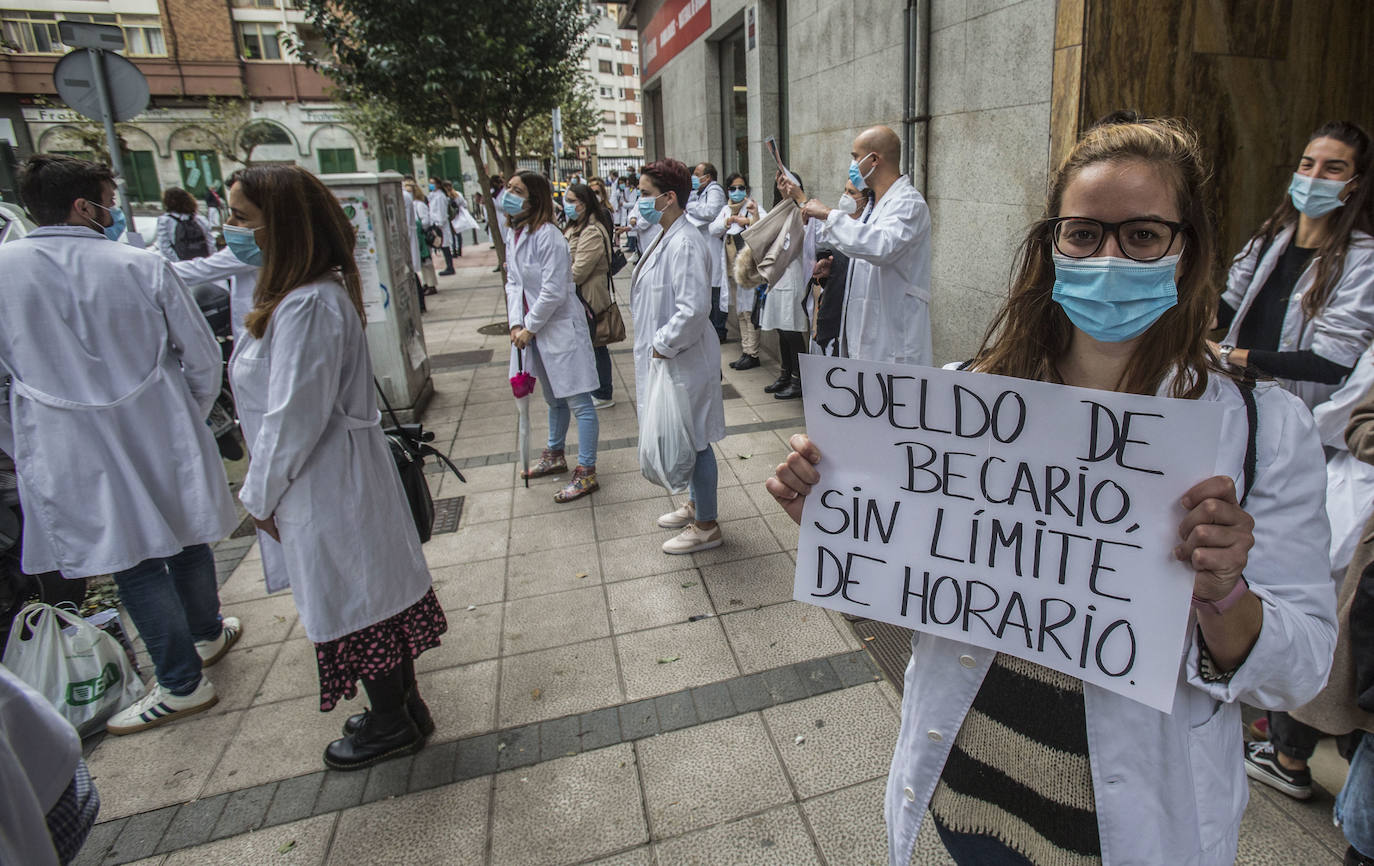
[293,0,595,264]
[336,92,443,168]
[516,79,602,166]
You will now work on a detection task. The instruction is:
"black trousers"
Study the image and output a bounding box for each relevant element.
[778,330,807,377]
[438,246,454,271]
[709,286,727,340]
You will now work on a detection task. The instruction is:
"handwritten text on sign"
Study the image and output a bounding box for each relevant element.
[793,356,1223,712]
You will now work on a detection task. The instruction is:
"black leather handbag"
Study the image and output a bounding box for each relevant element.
[375,380,465,543]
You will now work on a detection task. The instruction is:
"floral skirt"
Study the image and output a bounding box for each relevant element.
[314,588,448,711]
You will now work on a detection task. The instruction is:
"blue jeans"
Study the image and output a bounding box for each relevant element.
[541,376,599,469]
[593,345,614,401]
[933,816,1035,865]
[1338,733,1374,858]
[688,446,718,522]
[112,544,223,696]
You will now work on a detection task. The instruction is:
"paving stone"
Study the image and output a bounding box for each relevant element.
[618,700,660,740]
[655,690,698,732]
[540,715,582,759]
[762,665,809,705]
[794,658,843,696]
[832,650,882,687]
[456,732,500,780]
[313,769,368,815]
[262,772,323,828]
[326,779,489,866]
[654,803,821,865]
[579,707,622,750]
[496,724,541,770]
[71,818,125,866]
[690,681,737,722]
[211,783,276,840]
[105,806,176,863]
[727,672,775,712]
[764,684,901,799]
[362,755,415,803]
[155,794,228,853]
[409,740,460,792]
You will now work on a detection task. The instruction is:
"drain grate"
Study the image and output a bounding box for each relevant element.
[229,513,257,539]
[477,321,511,336]
[850,619,913,694]
[431,496,465,535]
[430,349,494,371]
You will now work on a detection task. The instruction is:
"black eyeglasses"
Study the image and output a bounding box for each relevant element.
[1047,216,1188,262]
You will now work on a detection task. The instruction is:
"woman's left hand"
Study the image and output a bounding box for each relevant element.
[1175,475,1254,600]
[254,513,281,542]
[513,328,534,349]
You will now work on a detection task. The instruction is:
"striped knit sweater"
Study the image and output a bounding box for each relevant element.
[929,653,1102,865]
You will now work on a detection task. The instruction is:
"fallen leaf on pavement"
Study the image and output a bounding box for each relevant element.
[657,656,680,664]
[738,453,752,460]
[864,636,875,642]
[278,841,297,854]
[576,572,588,579]
[466,605,476,611]
[531,688,542,701]
[794,735,806,745]
[680,581,698,588]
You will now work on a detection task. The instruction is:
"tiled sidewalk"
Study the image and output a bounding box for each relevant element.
[73,255,1352,865]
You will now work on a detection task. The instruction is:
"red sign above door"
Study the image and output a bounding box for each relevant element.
[641,0,711,80]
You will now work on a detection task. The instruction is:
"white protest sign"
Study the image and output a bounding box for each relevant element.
[792,355,1224,712]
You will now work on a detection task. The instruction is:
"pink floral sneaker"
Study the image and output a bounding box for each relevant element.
[523,448,568,479]
[554,466,599,503]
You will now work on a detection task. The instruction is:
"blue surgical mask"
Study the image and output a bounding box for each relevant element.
[563,201,579,221]
[1289,172,1352,219]
[728,189,747,204]
[848,153,877,192]
[1051,252,1180,343]
[691,175,701,191]
[91,203,127,241]
[638,194,665,225]
[428,183,437,192]
[222,224,263,266]
[501,191,526,216]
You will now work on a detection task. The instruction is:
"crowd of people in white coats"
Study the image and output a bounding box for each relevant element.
[1,110,1373,866]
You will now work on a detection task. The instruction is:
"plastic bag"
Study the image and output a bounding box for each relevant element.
[1,602,145,735]
[639,359,697,494]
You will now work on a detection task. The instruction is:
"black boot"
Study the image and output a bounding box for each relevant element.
[342,688,436,738]
[729,354,746,370]
[764,373,790,394]
[735,354,760,370]
[774,376,803,400]
[323,707,422,771]
[1348,846,1374,866]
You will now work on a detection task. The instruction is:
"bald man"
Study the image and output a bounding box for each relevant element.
[801,126,932,365]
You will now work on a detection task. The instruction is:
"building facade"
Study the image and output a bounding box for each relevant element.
[0,0,477,206]
[621,0,1373,364]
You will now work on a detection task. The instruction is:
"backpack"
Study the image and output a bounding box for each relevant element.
[172,216,207,261]
[447,197,460,221]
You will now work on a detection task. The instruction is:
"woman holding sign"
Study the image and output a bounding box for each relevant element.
[768,119,1337,866]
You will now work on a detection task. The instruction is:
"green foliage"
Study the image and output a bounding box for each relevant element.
[516,79,602,159]
[334,91,443,161]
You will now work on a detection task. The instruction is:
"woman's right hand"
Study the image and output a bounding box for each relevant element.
[765,433,822,525]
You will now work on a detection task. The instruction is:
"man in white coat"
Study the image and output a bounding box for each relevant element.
[0,156,242,734]
[685,162,729,342]
[802,126,933,366]
[426,176,455,275]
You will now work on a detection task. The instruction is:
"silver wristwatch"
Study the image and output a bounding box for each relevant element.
[1219,344,1235,367]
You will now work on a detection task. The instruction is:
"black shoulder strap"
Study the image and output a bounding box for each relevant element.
[956,358,976,371]
[374,376,404,430]
[1236,376,1259,506]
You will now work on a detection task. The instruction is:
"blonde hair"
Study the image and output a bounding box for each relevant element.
[973,118,1222,398]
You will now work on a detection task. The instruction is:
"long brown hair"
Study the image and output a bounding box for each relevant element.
[510,170,555,234]
[237,165,366,339]
[1244,120,1374,319]
[973,118,1220,398]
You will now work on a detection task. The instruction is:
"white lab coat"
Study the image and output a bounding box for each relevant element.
[629,216,725,451]
[171,246,258,344]
[230,277,431,643]
[0,664,80,866]
[0,227,237,578]
[428,189,454,248]
[1222,226,1374,409]
[609,186,623,226]
[760,218,818,333]
[620,188,641,228]
[155,212,215,262]
[1315,348,1374,580]
[885,370,1336,866]
[504,222,599,399]
[401,190,422,274]
[628,211,661,251]
[821,175,933,365]
[684,180,727,290]
[709,199,769,312]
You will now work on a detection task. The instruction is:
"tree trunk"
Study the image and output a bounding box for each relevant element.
[464,136,507,269]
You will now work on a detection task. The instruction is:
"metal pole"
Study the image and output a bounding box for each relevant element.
[87,48,133,229]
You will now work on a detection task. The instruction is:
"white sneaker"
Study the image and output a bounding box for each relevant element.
[663,523,723,555]
[657,501,696,529]
[106,677,218,735]
[592,397,616,410]
[195,616,243,667]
